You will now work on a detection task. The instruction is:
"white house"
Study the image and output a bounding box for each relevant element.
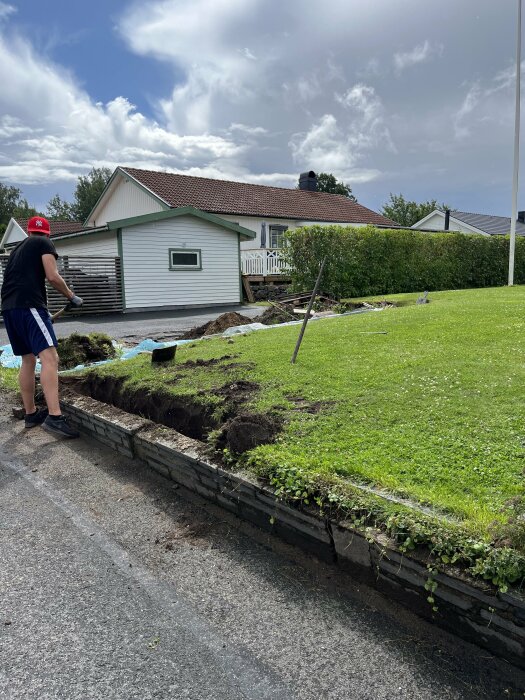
[1,208,255,312]
[412,209,525,236]
[82,167,397,277]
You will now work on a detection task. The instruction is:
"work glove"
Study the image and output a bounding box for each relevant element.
[69,294,83,308]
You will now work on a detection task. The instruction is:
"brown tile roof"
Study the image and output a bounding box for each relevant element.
[14,219,90,238]
[121,167,397,227]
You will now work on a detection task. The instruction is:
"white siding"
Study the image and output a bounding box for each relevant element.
[2,221,26,247]
[90,176,164,227]
[53,231,118,256]
[121,215,241,309]
[415,212,483,235]
[224,214,366,250]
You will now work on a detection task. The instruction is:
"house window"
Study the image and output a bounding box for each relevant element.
[169,248,202,270]
[269,225,288,248]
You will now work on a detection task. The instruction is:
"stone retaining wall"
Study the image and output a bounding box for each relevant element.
[61,391,525,669]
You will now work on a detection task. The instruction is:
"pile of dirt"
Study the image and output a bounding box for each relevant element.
[257,304,302,325]
[57,332,116,370]
[215,413,282,454]
[181,312,253,339]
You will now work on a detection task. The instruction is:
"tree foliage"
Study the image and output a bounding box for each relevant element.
[46,194,76,221]
[0,183,40,236]
[72,167,112,223]
[316,173,357,201]
[45,167,112,224]
[381,193,451,228]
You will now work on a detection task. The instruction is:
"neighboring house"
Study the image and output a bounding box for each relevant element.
[412,209,525,236]
[83,167,396,276]
[1,218,90,249]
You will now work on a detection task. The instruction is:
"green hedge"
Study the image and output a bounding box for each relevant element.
[283,225,525,297]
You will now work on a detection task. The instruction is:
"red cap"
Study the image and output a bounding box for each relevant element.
[27,216,51,236]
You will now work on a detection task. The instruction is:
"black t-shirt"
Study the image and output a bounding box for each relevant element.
[1,235,58,311]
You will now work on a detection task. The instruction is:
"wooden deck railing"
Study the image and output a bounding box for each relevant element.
[241,249,288,276]
[0,254,123,315]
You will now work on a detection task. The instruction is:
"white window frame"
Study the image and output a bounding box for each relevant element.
[269,225,288,249]
[169,248,202,270]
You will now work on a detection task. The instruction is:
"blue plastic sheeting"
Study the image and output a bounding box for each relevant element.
[0,344,29,370]
[0,307,382,373]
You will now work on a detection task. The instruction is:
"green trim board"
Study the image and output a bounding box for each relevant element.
[83,166,171,226]
[107,206,256,241]
[168,248,202,270]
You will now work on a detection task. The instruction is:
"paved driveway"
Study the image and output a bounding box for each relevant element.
[0,304,264,345]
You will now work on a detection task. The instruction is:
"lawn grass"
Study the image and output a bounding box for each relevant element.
[88,286,525,539]
[0,366,18,393]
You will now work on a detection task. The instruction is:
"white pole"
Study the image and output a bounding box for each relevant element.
[509,0,522,286]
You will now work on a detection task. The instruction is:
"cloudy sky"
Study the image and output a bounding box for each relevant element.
[0,0,522,215]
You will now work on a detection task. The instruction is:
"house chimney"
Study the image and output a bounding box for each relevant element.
[299,171,317,192]
[444,209,450,231]
[518,211,525,223]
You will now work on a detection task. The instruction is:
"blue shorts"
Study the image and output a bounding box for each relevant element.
[3,307,58,357]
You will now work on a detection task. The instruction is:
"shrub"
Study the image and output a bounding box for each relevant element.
[283,225,525,297]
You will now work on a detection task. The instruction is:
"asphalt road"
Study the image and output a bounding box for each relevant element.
[0,396,524,699]
[0,305,265,345]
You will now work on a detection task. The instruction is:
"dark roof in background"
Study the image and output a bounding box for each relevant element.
[121,167,398,227]
[451,210,525,236]
[14,219,90,238]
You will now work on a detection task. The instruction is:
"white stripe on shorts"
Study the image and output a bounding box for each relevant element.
[29,307,54,347]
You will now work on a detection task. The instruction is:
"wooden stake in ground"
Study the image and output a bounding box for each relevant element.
[290,257,326,364]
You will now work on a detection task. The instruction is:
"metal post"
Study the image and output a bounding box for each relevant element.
[509,0,522,286]
[291,257,326,364]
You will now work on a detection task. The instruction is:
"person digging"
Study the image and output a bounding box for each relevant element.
[1,216,83,438]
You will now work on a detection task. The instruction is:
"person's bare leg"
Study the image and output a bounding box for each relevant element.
[19,354,37,414]
[38,347,61,416]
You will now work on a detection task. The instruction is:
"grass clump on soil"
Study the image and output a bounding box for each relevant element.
[0,366,18,393]
[57,332,116,370]
[79,286,525,590]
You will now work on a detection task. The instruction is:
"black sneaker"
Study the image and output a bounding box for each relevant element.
[42,415,80,439]
[24,408,48,429]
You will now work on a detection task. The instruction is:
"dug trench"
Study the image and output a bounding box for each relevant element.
[67,368,282,459]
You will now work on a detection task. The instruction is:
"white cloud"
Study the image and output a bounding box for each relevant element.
[454,83,481,140]
[336,83,396,153]
[0,32,250,184]
[0,2,15,21]
[453,61,521,143]
[239,47,257,60]
[119,1,395,185]
[393,40,443,73]
[289,111,382,183]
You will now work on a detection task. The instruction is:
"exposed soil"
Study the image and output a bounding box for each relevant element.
[179,355,235,368]
[74,371,271,456]
[215,413,282,454]
[181,312,254,339]
[207,379,260,399]
[257,304,301,325]
[76,374,217,440]
[57,332,116,370]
